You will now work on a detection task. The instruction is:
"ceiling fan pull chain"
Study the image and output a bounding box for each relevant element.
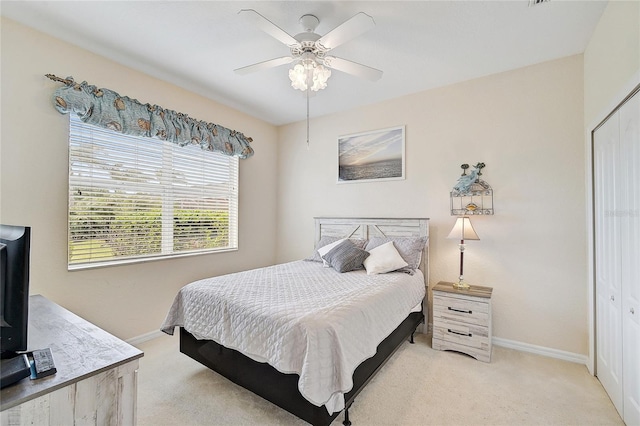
[306,89,310,149]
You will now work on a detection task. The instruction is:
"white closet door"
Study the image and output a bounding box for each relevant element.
[594,110,623,414]
[619,91,640,425]
[595,89,640,425]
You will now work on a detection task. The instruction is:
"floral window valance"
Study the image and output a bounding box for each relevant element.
[46,74,254,159]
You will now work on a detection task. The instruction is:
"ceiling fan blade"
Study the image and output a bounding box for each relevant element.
[239,9,299,47]
[234,57,295,75]
[316,12,376,51]
[323,56,383,81]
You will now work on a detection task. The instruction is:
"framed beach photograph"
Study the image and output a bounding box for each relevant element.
[338,125,405,183]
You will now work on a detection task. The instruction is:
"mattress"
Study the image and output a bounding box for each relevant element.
[161,260,425,414]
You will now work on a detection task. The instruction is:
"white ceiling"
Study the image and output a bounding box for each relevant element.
[1,1,607,126]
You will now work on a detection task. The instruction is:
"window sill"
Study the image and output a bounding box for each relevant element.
[68,247,239,271]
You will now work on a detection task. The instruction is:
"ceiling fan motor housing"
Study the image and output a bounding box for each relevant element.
[290,14,327,61]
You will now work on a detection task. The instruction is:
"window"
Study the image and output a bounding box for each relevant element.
[68,114,238,269]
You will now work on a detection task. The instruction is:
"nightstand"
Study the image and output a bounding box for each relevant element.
[432,281,493,362]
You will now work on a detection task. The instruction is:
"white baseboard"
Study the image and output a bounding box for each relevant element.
[127,328,588,367]
[492,337,588,365]
[127,329,166,347]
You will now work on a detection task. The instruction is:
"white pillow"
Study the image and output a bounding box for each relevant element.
[363,241,408,275]
[317,238,347,267]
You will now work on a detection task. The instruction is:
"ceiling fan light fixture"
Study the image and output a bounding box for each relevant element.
[288,61,331,92]
[289,63,308,91]
[311,64,331,91]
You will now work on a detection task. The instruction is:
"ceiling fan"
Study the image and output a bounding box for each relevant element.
[234,9,383,92]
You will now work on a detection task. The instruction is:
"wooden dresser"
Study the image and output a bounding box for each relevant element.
[432,281,493,362]
[0,295,143,425]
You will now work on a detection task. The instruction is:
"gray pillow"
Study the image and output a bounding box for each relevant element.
[323,240,370,273]
[305,236,367,262]
[364,236,427,271]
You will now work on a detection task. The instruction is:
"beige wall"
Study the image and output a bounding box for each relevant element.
[0,18,279,340]
[277,55,588,355]
[584,0,640,128]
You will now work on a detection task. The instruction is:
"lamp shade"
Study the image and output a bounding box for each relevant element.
[447,217,480,241]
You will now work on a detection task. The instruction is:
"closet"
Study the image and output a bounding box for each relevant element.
[593,87,639,426]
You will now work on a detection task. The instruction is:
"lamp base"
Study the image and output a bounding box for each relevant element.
[453,279,470,290]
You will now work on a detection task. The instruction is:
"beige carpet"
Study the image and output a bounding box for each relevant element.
[135,333,623,426]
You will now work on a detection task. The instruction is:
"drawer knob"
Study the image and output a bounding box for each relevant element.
[448,307,472,314]
[631,308,635,315]
[448,329,472,337]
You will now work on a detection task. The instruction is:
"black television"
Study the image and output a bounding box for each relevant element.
[0,225,31,359]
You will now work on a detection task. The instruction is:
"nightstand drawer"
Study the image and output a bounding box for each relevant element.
[433,294,489,327]
[433,319,490,351]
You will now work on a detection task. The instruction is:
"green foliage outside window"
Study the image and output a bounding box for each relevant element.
[69,188,229,263]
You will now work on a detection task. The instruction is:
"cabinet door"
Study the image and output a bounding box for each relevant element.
[619,91,640,426]
[594,106,623,415]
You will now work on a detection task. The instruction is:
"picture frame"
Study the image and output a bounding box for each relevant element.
[337,125,405,183]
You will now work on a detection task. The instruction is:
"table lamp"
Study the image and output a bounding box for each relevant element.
[447,217,480,289]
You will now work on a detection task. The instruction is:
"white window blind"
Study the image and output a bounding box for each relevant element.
[68,114,238,269]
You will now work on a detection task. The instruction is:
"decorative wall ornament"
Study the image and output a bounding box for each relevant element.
[450,163,494,215]
[45,74,254,159]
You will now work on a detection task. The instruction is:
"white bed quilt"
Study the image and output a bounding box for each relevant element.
[161,260,425,414]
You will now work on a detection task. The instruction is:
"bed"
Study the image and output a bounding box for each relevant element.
[161,217,429,426]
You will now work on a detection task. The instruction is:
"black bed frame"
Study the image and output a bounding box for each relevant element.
[180,309,424,426]
[179,218,430,425]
